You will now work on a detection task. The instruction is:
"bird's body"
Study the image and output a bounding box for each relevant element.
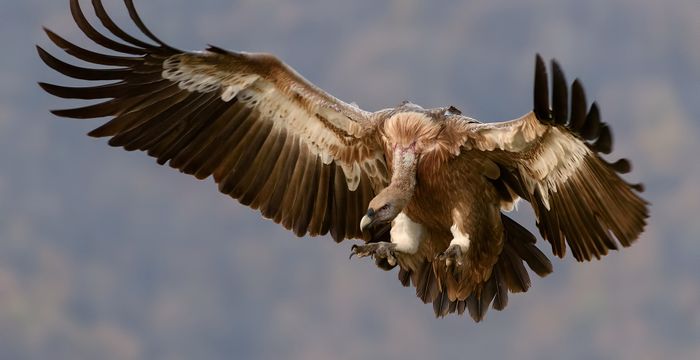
[39,0,648,321]
[376,109,507,291]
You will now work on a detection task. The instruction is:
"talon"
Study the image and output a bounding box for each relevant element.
[438,244,465,270]
[387,253,397,266]
[349,242,397,265]
[349,244,358,259]
[349,243,376,260]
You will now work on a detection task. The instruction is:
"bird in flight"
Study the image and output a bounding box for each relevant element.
[39,0,648,322]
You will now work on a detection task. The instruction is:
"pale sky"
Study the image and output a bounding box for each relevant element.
[1,0,698,359]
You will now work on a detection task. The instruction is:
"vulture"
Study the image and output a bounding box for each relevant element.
[39,0,649,322]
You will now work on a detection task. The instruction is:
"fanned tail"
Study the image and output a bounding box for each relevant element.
[430,213,552,321]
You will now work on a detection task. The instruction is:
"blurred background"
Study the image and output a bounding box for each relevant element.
[2,0,698,359]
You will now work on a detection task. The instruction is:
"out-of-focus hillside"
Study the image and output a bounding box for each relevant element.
[1,0,698,359]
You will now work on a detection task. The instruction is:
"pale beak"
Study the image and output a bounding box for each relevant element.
[360,215,373,232]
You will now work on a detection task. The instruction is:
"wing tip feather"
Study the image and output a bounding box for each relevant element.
[550,59,568,125]
[533,54,551,121]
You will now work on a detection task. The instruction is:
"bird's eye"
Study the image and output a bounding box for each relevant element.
[380,204,390,211]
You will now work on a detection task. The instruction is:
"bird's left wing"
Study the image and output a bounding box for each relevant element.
[457,55,649,261]
[38,0,391,242]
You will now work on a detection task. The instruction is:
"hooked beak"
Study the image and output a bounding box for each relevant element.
[360,214,374,232]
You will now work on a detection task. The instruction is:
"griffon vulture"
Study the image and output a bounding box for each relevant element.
[38,0,649,321]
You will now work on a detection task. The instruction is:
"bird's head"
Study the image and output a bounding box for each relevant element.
[360,187,408,232]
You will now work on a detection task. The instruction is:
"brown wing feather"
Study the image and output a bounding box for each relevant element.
[39,0,390,242]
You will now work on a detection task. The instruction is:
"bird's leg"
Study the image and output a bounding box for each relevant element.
[438,243,465,267]
[351,212,425,267]
[437,223,470,272]
[350,242,398,266]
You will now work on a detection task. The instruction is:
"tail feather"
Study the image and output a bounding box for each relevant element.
[414,261,439,303]
[492,267,509,311]
[466,293,481,320]
[398,267,411,287]
[501,246,531,293]
[480,277,498,312]
[433,291,451,317]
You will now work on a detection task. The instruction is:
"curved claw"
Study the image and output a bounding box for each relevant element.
[349,242,397,266]
[438,244,465,268]
[349,244,359,260]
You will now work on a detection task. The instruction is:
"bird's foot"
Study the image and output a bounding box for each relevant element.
[350,242,398,266]
[437,244,465,269]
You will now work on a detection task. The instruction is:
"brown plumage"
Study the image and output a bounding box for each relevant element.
[39,0,649,322]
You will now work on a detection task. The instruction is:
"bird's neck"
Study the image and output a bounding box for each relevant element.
[387,145,418,206]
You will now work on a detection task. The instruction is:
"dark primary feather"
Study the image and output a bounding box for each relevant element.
[92,0,154,49]
[43,28,138,66]
[533,55,551,121]
[551,60,568,125]
[70,0,145,55]
[592,124,613,154]
[581,102,602,140]
[568,79,587,131]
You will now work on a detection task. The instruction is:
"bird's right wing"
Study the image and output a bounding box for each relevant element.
[38,0,392,241]
[460,55,649,261]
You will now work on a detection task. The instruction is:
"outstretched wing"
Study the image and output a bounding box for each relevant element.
[38,0,391,242]
[462,55,648,261]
